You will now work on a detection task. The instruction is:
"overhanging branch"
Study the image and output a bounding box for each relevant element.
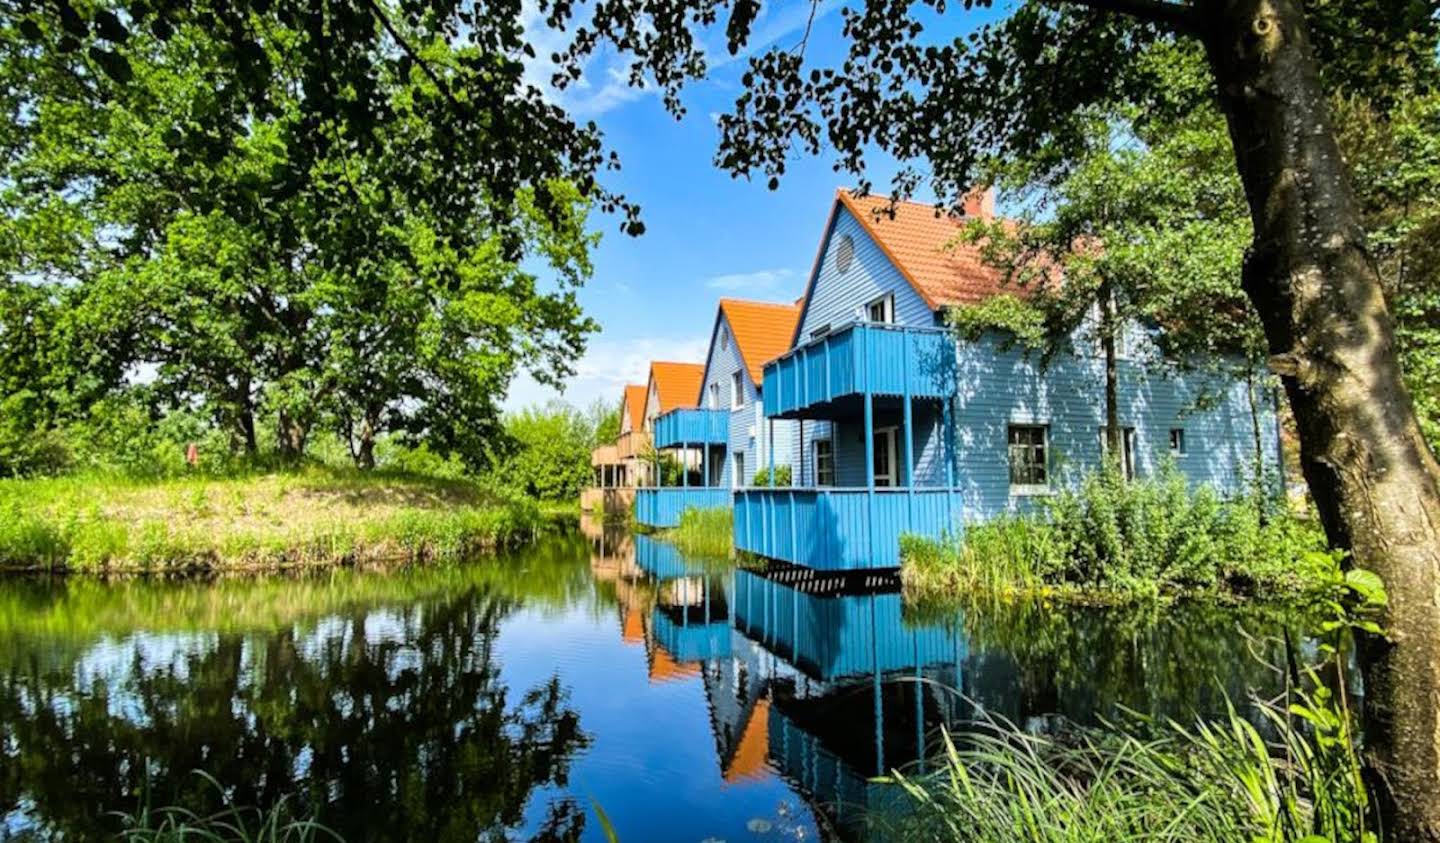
[1054,0,1201,35]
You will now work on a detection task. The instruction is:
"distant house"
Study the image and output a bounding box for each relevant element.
[736,189,1282,569]
[696,298,803,488]
[582,383,651,515]
[635,360,728,527]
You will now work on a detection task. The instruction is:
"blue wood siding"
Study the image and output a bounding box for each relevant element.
[949,331,1281,522]
[699,308,795,487]
[635,487,733,528]
[795,205,937,340]
[653,408,729,448]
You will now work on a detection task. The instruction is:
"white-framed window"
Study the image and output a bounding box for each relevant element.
[708,382,719,409]
[1169,428,1187,456]
[866,293,894,324]
[873,426,898,487]
[731,371,745,409]
[814,439,835,487]
[1099,426,1138,480]
[1008,424,1049,489]
[734,452,746,488]
[720,325,730,351]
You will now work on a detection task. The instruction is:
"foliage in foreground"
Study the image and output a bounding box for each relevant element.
[885,574,1384,843]
[660,506,733,560]
[118,773,338,843]
[0,466,547,572]
[902,466,1335,599]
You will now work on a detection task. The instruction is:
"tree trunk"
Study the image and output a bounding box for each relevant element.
[355,414,377,471]
[1203,2,1440,838]
[1099,288,1122,471]
[277,410,308,462]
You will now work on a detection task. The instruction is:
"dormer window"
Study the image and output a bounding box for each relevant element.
[866,293,894,324]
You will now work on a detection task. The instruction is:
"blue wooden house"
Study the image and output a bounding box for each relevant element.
[635,360,732,527]
[734,189,1284,569]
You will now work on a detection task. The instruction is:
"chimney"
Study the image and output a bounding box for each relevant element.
[962,187,995,219]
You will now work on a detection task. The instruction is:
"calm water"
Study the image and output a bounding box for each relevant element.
[0,520,1317,842]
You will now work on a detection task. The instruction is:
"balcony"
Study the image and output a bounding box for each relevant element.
[762,323,956,420]
[616,429,650,459]
[635,487,733,529]
[733,487,959,570]
[653,408,729,449]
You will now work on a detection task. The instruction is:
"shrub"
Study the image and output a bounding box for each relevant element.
[903,464,1335,598]
[751,465,792,486]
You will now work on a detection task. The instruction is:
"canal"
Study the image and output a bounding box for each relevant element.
[0,520,1321,841]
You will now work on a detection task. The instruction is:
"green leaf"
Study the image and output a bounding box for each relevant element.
[1345,569,1388,606]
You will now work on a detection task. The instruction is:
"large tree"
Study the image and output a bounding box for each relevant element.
[1,1,597,468]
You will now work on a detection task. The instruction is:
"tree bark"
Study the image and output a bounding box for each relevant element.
[1202,1,1440,837]
[1100,286,1123,471]
[355,413,377,471]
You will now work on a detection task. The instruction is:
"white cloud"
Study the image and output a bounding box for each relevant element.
[704,267,796,292]
[503,335,710,412]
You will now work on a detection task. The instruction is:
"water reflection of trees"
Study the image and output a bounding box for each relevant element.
[0,589,590,842]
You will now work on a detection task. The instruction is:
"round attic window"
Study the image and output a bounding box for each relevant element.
[835,234,855,274]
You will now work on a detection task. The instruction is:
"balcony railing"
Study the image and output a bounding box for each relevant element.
[653,408,729,449]
[733,487,959,570]
[635,487,733,529]
[762,322,956,419]
[616,429,650,459]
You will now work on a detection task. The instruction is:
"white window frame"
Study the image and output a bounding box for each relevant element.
[731,371,745,409]
[1099,426,1139,480]
[1008,424,1050,494]
[866,293,895,324]
[733,452,746,488]
[708,382,719,410]
[814,439,835,487]
[873,426,899,487]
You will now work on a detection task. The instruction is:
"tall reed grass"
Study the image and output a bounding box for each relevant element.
[661,506,733,560]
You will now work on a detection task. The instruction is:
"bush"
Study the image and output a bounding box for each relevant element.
[751,464,792,486]
[903,464,1336,598]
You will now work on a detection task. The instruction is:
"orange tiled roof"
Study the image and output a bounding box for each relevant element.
[649,361,705,412]
[720,299,803,386]
[723,697,771,783]
[621,384,647,432]
[834,189,1014,310]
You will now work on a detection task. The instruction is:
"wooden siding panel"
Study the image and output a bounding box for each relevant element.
[797,206,937,340]
[702,309,796,487]
[635,487,733,528]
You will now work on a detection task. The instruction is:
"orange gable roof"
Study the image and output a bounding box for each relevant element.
[649,361,705,413]
[834,189,1012,311]
[621,384,647,432]
[720,299,803,386]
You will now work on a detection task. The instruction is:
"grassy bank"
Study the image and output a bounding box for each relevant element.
[902,467,1337,603]
[0,467,550,573]
[657,506,733,560]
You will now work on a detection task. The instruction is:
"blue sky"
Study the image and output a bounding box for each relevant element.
[505,0,1011,411]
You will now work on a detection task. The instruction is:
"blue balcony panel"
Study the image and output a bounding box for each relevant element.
[635,487,733,529]
[653,609,732,662]
[733,488,958,570]
[763,323,956,420]
[653,408,730,448]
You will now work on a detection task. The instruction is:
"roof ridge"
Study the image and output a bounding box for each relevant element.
[720,297,802,309]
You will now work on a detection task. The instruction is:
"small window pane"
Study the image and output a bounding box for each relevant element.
[1008,425,1048,486]
[1169,428,1186,455]
[815,440,835,486]
[731,372,745,409]
[835,235,855,274]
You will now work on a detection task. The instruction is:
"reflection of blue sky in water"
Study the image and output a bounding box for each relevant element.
[0,526,1317,842]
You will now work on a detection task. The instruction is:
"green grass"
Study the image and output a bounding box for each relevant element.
[658,506,733,560]
[117,772,340,842]
[881,687,1373,842]
[902,466,1339,603]
[0,465,550,572]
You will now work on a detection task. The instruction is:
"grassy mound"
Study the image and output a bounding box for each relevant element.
[0,466,546,572]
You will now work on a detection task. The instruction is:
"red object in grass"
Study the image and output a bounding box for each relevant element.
[185,442,199,467]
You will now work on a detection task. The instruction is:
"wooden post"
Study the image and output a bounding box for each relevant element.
[768,419,776,487]
[703,441,710,488]
[943,394,956,527]
[865,392,876,565]
[798,421,806,486]
[902,330,915,535]
[683,443,689,488]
